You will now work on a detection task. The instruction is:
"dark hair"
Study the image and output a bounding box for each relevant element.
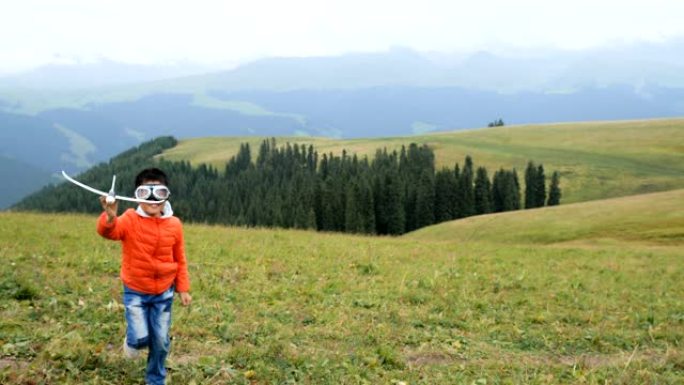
[135,168,168,187]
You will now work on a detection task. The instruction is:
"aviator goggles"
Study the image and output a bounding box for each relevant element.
[134,184,171,201]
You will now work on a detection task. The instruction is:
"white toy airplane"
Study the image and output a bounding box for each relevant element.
[61,170,167,204]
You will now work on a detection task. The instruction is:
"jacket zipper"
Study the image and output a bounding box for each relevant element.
[154,218,161,293]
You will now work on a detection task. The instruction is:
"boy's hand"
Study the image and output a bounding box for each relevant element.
[99,196,118,223]
[179,292,192,306]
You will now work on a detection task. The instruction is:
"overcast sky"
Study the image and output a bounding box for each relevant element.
[1,0,683,74]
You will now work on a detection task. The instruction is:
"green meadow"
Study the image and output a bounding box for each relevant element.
[159,118,684,204]
[1,188,683,384]
[408,189,684,246]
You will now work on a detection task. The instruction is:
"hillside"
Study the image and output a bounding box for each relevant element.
[405,188,684,245]
[0,156,55,208]
[1,190,682,383]
[159,118,684,203]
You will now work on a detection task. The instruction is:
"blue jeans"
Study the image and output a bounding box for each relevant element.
[123,284,174,385]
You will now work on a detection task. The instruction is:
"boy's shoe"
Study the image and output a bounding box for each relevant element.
[123,337,142,359]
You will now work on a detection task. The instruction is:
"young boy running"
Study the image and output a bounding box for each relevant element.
[97,168,191,385]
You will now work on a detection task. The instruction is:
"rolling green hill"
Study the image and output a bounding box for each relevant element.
[406,188,684,246]
[159,118,684,204]
[1,187,682,383]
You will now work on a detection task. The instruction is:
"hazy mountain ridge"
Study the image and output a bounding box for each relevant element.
[0,155,55,209]
[0,59,215,89]
[3,41,684,93]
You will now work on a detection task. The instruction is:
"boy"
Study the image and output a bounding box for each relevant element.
[97,168,191,385]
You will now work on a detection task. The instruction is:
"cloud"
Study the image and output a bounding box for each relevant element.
[1,0,683,73]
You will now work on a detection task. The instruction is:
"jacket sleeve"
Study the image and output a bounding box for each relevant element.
[173,222,191,292]
[97,211,128,240]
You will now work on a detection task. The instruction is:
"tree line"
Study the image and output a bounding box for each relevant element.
[15,136,561,235]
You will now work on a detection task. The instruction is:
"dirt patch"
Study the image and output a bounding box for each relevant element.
[169,353,199,366]
[405,351,459,366]
[0,357,29,370]
[167,343,228,367]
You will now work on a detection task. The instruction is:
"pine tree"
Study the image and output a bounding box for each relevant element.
[474,167,491,215]
[345,181,362,233]
[547,171,561,206]
[452,163,462,218]
[434,168,454,223]
[524,161,537,209]
[457,156,474,217]
[225,143,252,178]
[372,175,386,234]
[384,170,406,235]
[256,138,271,168]
[320,153,329,179]
[535,164,546,208]
[404,188,417,232]
[359,177,376,234]
[318,181,336,231]
[415,169,435,229]
[511,169,521,210]
[491,169,506,212]
[492,169,521,212]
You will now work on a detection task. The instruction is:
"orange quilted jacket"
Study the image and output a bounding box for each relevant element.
[97,208,190,295]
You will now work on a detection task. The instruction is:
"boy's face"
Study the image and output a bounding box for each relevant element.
[139,179,164,217]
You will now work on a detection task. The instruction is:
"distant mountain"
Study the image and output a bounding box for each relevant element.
[175,41,684,93]
[0,59,214,89]
[0,111,71,170]
[210,85,684,137]
[2,39,684,98]
[0,155,55,209]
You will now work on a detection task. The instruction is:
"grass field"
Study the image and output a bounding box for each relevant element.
[158,118,684,204]
[407,189,684,246]
[1,190,683,384]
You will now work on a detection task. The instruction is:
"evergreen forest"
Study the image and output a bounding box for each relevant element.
[15,136,560,235]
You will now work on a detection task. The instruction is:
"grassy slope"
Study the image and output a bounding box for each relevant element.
[406,188,684,246]
[158,118,684,204]
[1,192,683,383]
